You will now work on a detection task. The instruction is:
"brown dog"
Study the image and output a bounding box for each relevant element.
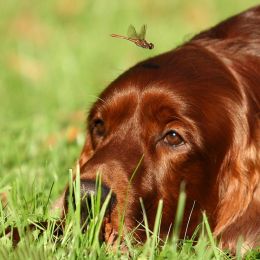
[60,5,260,253]
[7,5,260,254]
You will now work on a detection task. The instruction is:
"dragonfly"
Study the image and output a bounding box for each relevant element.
[111,24,154,49]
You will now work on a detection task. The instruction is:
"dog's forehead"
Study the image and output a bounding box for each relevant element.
[89,83,187,125]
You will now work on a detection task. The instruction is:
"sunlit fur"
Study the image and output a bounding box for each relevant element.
[62,6,260,253]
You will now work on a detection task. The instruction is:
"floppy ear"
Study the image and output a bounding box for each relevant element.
[214,121,260,244]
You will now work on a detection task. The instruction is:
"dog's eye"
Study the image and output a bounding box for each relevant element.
[92,119,105,137]
[163,130,184,147]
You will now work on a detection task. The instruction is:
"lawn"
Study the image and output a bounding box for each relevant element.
[0,1,259,259]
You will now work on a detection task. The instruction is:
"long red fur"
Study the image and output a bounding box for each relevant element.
[75,6,260,253]
[4,5,260,254]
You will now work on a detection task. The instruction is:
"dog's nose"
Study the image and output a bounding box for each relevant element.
[80,180,110,205]
[79,180,116,224]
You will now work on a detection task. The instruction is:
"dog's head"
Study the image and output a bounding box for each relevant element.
[66,41,259,247]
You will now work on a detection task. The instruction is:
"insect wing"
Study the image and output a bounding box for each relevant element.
[127,24,138,39]
[138,24,147,40]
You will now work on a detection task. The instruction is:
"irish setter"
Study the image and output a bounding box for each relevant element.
[67,5,260,253]
[5,5,260,254]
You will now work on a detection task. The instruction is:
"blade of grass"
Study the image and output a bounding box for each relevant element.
[43,181,54,215]
[150,199,163,260]
[140,197,151,243]
[202,212,220,260]
[172,182,186,247]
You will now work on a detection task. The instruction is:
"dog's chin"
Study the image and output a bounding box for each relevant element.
[100,217,129,252]
[101,216,118,245]
[98,210,145,252]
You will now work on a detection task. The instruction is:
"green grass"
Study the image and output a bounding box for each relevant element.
[0,169,228,260]
[0,167,259,259]
[0,1,260,259]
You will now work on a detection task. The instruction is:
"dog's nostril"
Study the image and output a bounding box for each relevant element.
[80,180,112,205]
[78,181,116,225]
[80,180,107,201]
[65,180,116,220]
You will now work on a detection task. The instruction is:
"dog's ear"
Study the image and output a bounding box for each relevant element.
[79,133,94,168]
[214,126,259,242]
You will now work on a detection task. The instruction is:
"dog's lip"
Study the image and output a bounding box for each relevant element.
[102,217,118,245]
[102,217,129,253]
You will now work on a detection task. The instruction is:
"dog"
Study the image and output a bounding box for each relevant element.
[6,5,260,254]
[60,5,260,253]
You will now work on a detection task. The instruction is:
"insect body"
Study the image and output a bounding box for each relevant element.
[111,24,154,49]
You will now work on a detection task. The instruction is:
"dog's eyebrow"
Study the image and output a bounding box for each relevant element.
[141,62,160,69]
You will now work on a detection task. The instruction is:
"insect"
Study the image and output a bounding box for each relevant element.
[111,24,154,49]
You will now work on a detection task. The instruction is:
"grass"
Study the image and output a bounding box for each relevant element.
[0,169,228,260]
[1,167,260,259]
[0,0,260,259]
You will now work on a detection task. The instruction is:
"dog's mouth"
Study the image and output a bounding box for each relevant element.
[102,216,118,245]
[65,180,133,249]
[101,216,129,253]
[79,197,120,246]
